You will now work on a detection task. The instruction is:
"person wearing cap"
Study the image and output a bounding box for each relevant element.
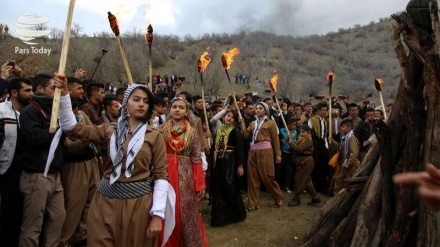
[374,106,385,120]
[240,102,283,211]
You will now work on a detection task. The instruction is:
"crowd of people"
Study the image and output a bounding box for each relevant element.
[0,60,438,247]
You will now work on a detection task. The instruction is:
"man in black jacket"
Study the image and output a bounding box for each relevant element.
[355,107,375,162]
[18,73,66,246]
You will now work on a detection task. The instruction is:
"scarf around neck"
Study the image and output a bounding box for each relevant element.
[109,84,148,185]
[214,124,235,152]
[341,130,354,164]
[252,116,267,143]
[164,119,191,153]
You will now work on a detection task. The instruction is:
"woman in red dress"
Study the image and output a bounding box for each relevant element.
[159,97,208,246]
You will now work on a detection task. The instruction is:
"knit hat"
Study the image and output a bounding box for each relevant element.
[257,102,270,117]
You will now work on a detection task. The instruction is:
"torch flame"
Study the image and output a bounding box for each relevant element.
[327,71,336,81]
[144,24,153,45]
[270,74,278,93]
[198,51,211,73]
[221,47,240,69]
[375,78,384,91]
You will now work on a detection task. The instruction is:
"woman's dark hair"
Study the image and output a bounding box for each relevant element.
[129,87,156,123]
[224,109,239,127]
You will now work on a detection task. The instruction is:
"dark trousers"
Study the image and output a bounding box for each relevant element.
[239,144,250,192]
[275,151,295,189]
[312,141,330,192]
[0,163,23,247]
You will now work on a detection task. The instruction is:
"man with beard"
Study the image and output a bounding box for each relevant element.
[80,82,105,125]
[67,76,84,101]
[19,73,66,246]
[192,95,206,121]
[0,77,32,246]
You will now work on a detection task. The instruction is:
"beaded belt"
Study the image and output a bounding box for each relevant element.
[98,177,152,199]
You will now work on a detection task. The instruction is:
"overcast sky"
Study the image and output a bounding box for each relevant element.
[1,0,407,38]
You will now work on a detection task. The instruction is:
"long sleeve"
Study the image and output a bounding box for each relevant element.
[19,108,55,147]
[60,94,114,145]
[241,121,254,139]
[269,121,282,157]
[290,138,314,154]
[345,136,360,168]
[209,109,226,126]
[189,129,206,192]
[233,129,244,166]
[0,78,7,99]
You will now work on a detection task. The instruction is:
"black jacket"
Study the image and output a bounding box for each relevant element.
[19,93,65,173]
[0,78,7,99]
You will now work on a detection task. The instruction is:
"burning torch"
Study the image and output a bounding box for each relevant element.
[144,24,153,91]
[198,50,212,147]
[221,47,242,118]
[327,71,335,139]
[270,74,291,141]
[374,78,387,119]
[108,11,133,85]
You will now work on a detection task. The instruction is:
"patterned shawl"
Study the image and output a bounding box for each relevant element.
[109,84,148,184]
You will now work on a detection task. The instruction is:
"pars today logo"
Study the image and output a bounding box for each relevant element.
[14,13,52,55]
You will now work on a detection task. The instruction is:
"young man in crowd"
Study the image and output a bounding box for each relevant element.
[102,94,120,124]
[375,107,385,120]
[344,103,362,130]
[0,77,32,246]
[355,107,376,161]
[80,82,105,125]
[301,102,313,122]
[19,73,66,246]
[115,86,126,107]
[308,102,331,193]
[330,119,360,193]
[67,76,84,101]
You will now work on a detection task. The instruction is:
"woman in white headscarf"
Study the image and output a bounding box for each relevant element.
[54,75,175,247]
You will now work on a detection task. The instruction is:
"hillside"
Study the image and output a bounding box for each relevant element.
[0,18,400,103]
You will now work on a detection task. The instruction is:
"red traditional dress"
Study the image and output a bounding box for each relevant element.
[159,119,208,247]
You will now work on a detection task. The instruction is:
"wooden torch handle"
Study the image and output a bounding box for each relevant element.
[117,36,134,85]
[49,0,76,133]
[275,96,291,141]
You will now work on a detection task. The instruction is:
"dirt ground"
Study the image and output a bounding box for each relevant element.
[199,191,329,247]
